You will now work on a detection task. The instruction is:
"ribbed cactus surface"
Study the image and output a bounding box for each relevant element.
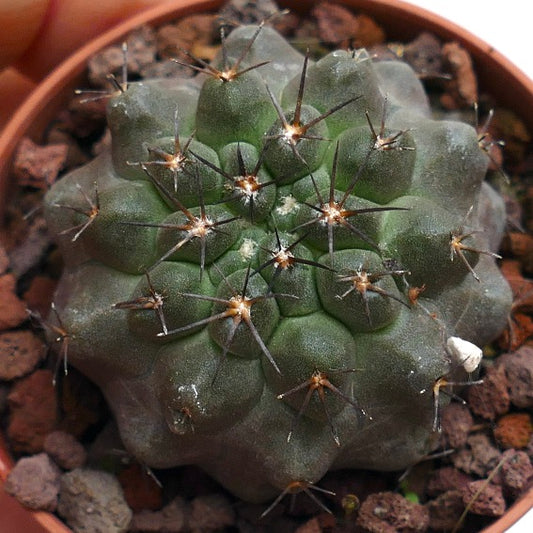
[44,24,511,502]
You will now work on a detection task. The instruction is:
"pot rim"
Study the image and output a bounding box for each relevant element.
[1,1,532,531]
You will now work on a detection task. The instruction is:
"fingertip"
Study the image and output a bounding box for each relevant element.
[0,68,36,130]
[14,0,170,81]
[0,0,51,69]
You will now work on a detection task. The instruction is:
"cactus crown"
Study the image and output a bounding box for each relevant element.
[44,23,511,503]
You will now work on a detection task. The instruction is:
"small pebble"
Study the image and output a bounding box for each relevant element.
[500,312,533,352]
[57,368,104,438]
[4,453,61,511]
[461,480,506,517]
[494,413,533,449]
[467,365,510,420]
[426,466,473,497]
[129,496,188,532]
[189,493,236,532]
[504,232,533,262]
[527,433,533,462]
[425,490,464,531]
[117,462,163,511]
[217,0,282,26]
[500,449,533,494]
[156,14,216,60]
[88,26,156,87]
[440,42,477,109]
[7,369,59,453]
[7,216,52,279]
[46,127,90,169]
[356,491,429,533]
[58,468,132,533]
[402,32,443,78]
[140,58,191,79]
[440,402,474,449]
[12,137,68,189]
[44,430,87,470]
[0,244,9,274]
[0,330,45,380]
[61,96,107,138]
[497,346,533,408]
[489,108,531,169]
[452,433,502,477]
[22,275,57,319]
[294,516,322,533]
[0,274,28,330]
[312,2,384,48]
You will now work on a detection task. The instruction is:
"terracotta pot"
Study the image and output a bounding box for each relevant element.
[0,1,531,531]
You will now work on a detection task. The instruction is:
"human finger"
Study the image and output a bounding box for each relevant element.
[13,0,169,81]
[0,0,50,70]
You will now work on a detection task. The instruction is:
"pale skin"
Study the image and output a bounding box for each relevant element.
[0,0,169,128]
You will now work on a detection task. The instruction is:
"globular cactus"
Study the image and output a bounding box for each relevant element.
[44,23,512,504]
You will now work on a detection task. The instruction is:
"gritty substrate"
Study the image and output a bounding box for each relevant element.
[1,1,533,531]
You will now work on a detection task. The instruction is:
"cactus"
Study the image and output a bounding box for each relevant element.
[43,23,512,504]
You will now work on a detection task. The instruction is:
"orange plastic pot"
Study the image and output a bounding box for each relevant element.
[0,1,531,531]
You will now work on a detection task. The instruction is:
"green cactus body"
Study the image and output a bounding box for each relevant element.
[44,25,512,502]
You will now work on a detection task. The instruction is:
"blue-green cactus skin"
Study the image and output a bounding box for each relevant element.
[44,25,512,502]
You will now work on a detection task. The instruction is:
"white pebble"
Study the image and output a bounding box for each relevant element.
[446,336,483,373]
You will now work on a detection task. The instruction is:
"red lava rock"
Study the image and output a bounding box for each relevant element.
[403,32,444,79]
[505,232,533,260]
[0,244,9,274]
[189,494,236,532]
[500,449,533,494]
[494,413,533,449]
[129,496,188,533]
[45,127,91,170]
[43,430,88,470]
[500,259,529,293]
[58,97,108,140]
[57,369,104,438]
[527,432,533,461]
[294,516,322,533]
[4,453,62,511]
[117,462,163,511]
[7,369,59,453]
[440,42,477,109]
[426,466,474,497]
[0,329,46,380]
[218,0,282,24]
[156,14,216,60]
[12,137,68,189]
[0,273,28,330]
[425,490,464,531]
[489,108,532,169]
[501,312,533,352]
[452,433,502,477]
[504,233,533,275]
[467,365,510,420]
[57,468,132,532]
[88,26,156,87]
[7,216,52,279]
[356,491,429,533]
[312,2,384,48]
[440,402,474,449]
[461,480,506,517]
[497,346,533,408]
[23,275,57,319]
[220,0,300,37]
